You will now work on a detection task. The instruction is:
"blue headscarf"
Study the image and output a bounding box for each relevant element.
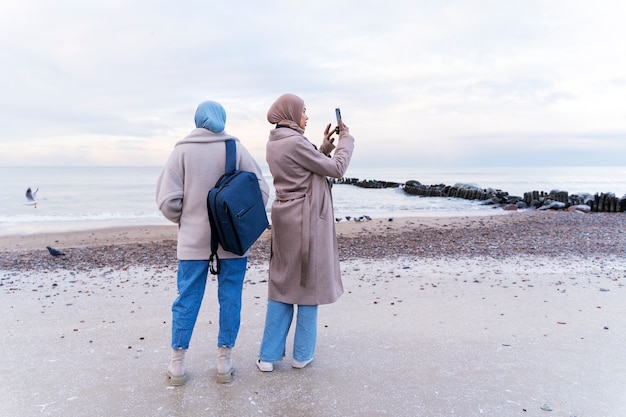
[194,100,226,133]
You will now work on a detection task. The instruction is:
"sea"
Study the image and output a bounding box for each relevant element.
[1,165,626,237]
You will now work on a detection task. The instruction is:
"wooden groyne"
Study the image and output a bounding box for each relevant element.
[337,177,626,213]
[402,181,508,201]
[523,190,626,212]
[335,178,401,189]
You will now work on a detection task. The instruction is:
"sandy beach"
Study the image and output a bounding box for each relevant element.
[1,210,625,417]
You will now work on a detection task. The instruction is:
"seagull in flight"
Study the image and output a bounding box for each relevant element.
[25,187,38,208]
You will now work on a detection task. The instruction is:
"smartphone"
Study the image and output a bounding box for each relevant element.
[335,108,342,132]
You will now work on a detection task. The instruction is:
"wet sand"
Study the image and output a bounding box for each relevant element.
[1,211,625,417]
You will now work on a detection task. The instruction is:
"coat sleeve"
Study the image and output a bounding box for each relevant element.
[155,154,184,224]
[236,142,271,206]
[292,133,355,179]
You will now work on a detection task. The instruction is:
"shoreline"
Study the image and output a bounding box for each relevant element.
[0,212,510,252]
[0,210,508,251]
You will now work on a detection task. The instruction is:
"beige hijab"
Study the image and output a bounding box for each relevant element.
[267,93,305,134]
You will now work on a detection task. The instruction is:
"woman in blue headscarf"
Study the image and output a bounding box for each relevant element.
[157,100,269,385]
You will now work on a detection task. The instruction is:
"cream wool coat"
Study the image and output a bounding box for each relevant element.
[266,127,355,305]
[156,128,269,260]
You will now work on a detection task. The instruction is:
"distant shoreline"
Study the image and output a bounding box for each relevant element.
[0,210,507,243]
[0,211,514,252]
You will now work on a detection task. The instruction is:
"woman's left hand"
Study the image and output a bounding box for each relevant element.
[320,123,336,156]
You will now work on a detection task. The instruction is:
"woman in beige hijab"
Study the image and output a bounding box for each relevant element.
[257,93,355,372]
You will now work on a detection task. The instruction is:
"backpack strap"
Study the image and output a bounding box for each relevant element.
[225,139,236,173]
[208,209,220,274]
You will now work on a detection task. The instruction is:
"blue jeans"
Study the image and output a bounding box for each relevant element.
[171,258,247,349]
[259,300,318,362]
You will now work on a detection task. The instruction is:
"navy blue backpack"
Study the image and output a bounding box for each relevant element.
[207,140,269,274]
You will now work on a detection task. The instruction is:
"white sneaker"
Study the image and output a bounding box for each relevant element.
[292,358,313,369]
[256,359,274,372]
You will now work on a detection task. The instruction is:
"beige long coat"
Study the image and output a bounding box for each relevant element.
[266,127,355,305]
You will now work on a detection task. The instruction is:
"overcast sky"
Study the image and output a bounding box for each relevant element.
[1,1,625,169]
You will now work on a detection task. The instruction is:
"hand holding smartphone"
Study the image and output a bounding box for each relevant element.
[335,108,342,133]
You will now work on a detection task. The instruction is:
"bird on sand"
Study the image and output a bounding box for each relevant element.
[25,187,38,208]
[47,246,66,257]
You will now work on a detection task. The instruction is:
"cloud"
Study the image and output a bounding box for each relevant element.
[1,1,626,167]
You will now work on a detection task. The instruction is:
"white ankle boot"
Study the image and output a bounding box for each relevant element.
[166,348,186,386]
[216,346,234,383]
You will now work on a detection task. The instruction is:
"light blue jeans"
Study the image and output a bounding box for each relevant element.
[171,258,247,349]
[259,300,318,362]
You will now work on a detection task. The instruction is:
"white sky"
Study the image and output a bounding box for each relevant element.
[1,0,625,168]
